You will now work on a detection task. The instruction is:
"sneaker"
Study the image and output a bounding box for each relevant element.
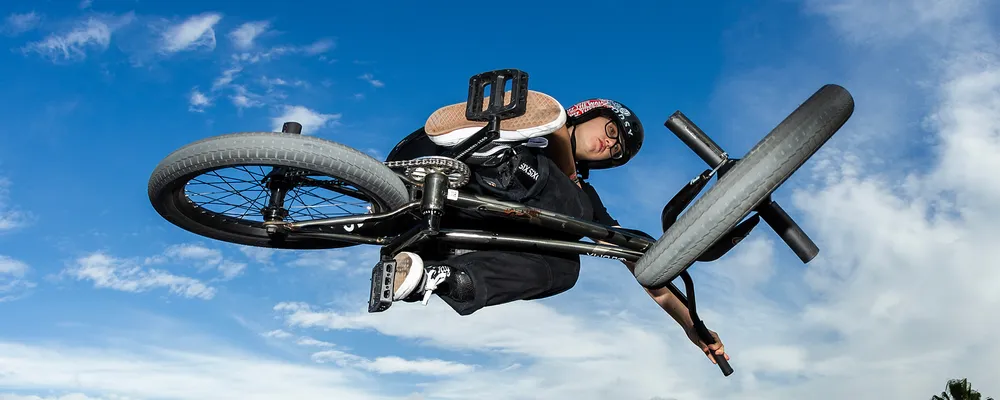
[424,90,566,147]
[392,251,456,305]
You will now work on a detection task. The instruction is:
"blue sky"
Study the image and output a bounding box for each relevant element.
[2,1,1000,399]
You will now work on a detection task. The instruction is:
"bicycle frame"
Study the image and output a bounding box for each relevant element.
[275,174,655,261]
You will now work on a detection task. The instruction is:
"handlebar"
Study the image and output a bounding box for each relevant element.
[664,110,820,263]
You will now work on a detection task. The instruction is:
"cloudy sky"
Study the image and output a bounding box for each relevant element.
[1,0,998,399]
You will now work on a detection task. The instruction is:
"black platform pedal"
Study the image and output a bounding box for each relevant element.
[368,259,396,313]
[466,69,529,122]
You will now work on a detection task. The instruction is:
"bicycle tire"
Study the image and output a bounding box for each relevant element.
[633,84,855,288]
[147,132,411,249]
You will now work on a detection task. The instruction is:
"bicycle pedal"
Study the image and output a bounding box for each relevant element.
[466,69,529,122]
[368,259,397,313]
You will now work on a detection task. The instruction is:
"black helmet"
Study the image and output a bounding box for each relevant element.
[565,98,645,172]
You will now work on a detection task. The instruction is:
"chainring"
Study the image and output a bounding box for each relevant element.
[384,156,471,189]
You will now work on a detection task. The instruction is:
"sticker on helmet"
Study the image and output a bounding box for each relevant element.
[568,98,636,138]
[566,99,612,117]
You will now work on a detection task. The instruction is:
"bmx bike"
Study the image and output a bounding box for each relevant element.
[146,69,854,377]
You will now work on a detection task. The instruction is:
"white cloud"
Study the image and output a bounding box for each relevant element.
[261,329,292,339]
[3,12,41,35]
[230,85,264,110]
[21,17,119,62]
[270,105,340,135]
[212,65,242,91]
[157,243,247,280]
[359,73,384,88]
[359,356,475,376]
[0,255,34,302]
[79,0,93,9]
[802,0,983,46]
[159,12,222,53]
[303,38,334,55]
[215,260,247,280]
[232,47,291,64]
[0,393,117,400]
[238,246,275,264]
[188,88,210,112]
[260,76,308,92]
[261,76,288,87]
[271,299,709,399]
[227,38,332,70]
[0,178,30,231]
[162,244,223,264]
[296,337,334,347]
[0,256,27,276]
[63,252,216,300]
[228,20,269,50]
[0,340,400,400]
[288,250,348,270]
[310,349,475,376]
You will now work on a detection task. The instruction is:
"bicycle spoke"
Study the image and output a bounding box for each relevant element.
[298,185,364,215]
[239,185,268,220]
[181,164,380,225]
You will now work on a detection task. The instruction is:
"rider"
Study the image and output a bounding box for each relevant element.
[386,90,729,364]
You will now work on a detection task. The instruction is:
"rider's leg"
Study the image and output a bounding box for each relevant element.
[434,250,580,315]
[423,90,566,147]
[389,249,580,316]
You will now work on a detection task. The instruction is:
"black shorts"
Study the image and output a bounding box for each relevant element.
[429,147,596,315]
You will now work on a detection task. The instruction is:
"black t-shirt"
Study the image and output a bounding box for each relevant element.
[579,180,619,227]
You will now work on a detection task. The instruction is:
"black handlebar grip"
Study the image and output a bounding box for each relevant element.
[714,353,734,376]
[692,317,734,377]
[756,199,819,263]
[665,111,727,168]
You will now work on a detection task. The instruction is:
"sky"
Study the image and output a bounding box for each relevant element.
[1,0,999,399]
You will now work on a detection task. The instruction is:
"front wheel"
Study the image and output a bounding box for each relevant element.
[147,132,411,249]
[633,84,855,288]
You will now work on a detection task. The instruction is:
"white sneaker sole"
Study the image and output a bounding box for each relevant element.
[424,90,566,147]
[392,251,424,301]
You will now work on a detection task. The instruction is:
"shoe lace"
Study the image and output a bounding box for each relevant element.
[420,266,451,305]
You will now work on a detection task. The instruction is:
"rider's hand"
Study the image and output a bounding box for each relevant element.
[686,328,729,364]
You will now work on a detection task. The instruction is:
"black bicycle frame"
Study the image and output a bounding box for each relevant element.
[281,178,654,262]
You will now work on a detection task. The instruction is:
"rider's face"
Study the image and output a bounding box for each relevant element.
[573,117,623,161]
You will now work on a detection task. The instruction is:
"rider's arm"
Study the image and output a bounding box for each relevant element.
[579,180,694,330]
[622,260,695,330]
[578,180,620,226]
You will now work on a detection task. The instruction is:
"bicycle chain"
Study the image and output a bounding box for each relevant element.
[383,156,471,189]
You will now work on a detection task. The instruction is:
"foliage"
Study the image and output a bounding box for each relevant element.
[931,378,994,400]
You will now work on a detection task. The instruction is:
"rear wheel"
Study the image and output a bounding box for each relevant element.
[147,132,411,249]
[633,84,855,287]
